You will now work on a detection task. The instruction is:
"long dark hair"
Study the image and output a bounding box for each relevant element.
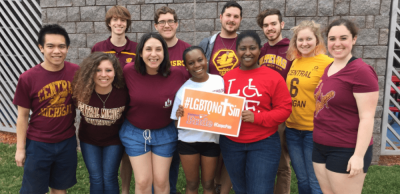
[134,32,171,77]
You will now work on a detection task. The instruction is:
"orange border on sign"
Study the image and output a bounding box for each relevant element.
[177,88,246,137]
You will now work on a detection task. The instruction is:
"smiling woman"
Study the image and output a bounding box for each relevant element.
[220,31,292,193]
[120,32,187,194]
[71,52,128,194]
[284,20,333,194]
[171,46,223,194]
[312,19,379,194]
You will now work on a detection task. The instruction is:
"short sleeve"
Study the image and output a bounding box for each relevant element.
[91,43,98,53]
[170,87,184,120]
[13,75,31,109]
[353,64,379,93]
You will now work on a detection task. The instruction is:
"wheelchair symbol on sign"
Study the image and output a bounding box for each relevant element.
[243,79,262,98]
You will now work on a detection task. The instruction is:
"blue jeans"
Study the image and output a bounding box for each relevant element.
[220,132,281,194]
[285,127,322,194]
[80,142,124,194]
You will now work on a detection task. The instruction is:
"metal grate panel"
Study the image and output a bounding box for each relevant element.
[0,0,42,133]
[381,0,400,155]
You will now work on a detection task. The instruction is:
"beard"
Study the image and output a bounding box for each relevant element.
[221,21,240,34]
[265,27,282,42]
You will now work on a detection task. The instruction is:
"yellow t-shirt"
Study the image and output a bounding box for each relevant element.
[285,54,334,131]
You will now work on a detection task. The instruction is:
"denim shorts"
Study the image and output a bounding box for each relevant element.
[312,142,373,173]
[119,120,178,157]
[20,135,77,194]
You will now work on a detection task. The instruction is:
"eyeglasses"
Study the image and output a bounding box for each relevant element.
[157,20,176,27]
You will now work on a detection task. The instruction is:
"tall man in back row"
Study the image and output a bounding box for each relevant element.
[199,1,242,77]
[257,9,293,194]
[91,5,138,194]
[154,6,191,194]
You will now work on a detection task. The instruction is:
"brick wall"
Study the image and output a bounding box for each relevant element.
[40,0,391,163]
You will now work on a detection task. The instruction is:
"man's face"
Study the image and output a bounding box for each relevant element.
[39,34,68,67]
[262,15,284,42]
[220,7,242,34]
[108,17,127,35]
[154,13,178,40]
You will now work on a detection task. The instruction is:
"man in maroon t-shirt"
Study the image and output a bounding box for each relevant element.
[91,5,138,68]
[13,24,79,194]
[256,9,293,194]
[199,1,243,77]
[153,6,191,194]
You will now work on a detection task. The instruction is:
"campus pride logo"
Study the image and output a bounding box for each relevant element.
[178,88,245,137]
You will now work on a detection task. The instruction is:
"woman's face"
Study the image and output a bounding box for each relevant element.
[184,49,209,82]
[296,28,317,58]
[327,25,357,60]
[94,60,115,91]
[237,36,260,70]
[140,37,164,73]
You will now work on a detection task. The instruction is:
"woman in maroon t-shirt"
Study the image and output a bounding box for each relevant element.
[312,19,379,193]
[119,33,187,194]
[72,52,128,193]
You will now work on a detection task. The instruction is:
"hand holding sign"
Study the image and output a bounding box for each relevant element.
[177,88,246,137]
[176,105,184,118]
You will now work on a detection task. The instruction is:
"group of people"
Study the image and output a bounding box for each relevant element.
[13,1,379,194]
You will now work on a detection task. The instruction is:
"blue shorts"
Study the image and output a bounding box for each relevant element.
[20,135,77,194]
[119,120,178,157]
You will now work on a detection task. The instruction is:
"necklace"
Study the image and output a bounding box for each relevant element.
[95,87,112,108]
[221,36,237,55]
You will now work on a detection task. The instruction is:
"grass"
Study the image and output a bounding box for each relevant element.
[0,143,399,193]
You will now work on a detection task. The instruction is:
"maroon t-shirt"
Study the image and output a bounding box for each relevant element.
[91,36,138,68]
[77,87,129,146]
[123,63,187,129]
[258,38,293,80]
[313,58,379,148]
[168,39,191,79]
[13,61,79,143]
[209,35,240,76]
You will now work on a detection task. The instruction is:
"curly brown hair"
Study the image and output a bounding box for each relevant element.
[72,52,125,104]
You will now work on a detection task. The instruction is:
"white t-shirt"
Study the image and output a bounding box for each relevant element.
[171,74,224,143]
